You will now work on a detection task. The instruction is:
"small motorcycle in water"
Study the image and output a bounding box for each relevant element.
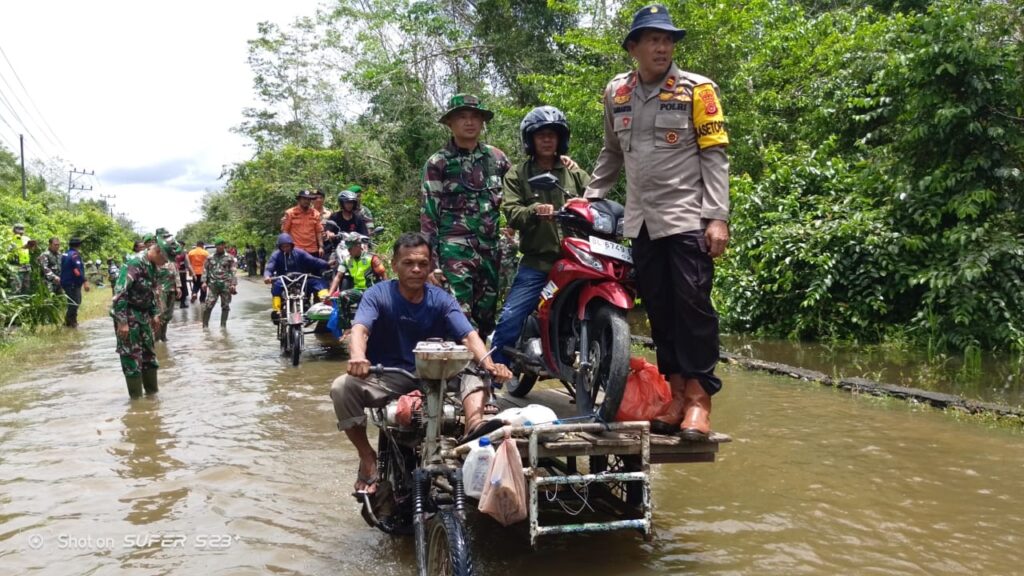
[502,173,635,422]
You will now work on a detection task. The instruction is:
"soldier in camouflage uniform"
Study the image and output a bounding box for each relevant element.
[154,228,181,341]
[202,236,238,328]
[420,93,511,338]
[38,237,63,294]
[112,236,176,398]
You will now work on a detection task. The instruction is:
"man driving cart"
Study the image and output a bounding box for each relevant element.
[329,232,512,494]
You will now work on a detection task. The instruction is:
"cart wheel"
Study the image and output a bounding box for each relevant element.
[426,508,474,576]
[290,325,303,366]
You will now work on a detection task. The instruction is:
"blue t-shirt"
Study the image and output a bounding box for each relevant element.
[354,280,474,372]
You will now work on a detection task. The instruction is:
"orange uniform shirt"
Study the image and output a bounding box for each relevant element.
[282,206,324,254]
[187,247,209,276]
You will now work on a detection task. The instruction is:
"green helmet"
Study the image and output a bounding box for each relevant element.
[438,93,494,124]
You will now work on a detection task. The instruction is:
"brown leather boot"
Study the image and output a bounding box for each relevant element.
[650,376,687,435]
[679,378,712,441]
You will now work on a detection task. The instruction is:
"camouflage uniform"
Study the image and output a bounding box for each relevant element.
[497,231,520,304]
[38,249,62,294]
[155,259,180,340]
[111,252,160,381]
[203,250,237,326]
[420,140,511,337]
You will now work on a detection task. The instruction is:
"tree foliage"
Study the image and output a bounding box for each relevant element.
[186,0,1024,352]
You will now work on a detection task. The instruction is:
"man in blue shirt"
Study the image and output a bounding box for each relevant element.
[263,232,330,322]
[330,232,512,494]
[59,236,91,328]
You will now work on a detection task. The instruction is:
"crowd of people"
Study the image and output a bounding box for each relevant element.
[331,4,732,493]
[8,4,729,498]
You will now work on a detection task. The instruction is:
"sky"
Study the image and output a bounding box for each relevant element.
[0,0,324,234]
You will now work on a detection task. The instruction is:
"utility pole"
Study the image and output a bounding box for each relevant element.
[67,167,94,208]
[19,134,26,200]
[99,193,115,216]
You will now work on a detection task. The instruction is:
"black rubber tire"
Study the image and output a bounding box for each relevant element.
[279,323,288,355]
[506,371,538,398]
[289,325,303,366]
[575,304,630,421]
[426,509,474,576]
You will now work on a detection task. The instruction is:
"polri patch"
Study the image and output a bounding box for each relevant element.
[665,131,679,144]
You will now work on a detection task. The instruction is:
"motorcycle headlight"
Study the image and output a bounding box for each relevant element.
[591,208,614,235]
[567,242,604,272]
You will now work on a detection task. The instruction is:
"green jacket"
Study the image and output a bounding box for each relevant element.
[502,160,590,273]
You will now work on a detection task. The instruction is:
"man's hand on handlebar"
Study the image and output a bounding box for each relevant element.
[263,277,272,285]
[482,361,512,384]
[348,357,370,378]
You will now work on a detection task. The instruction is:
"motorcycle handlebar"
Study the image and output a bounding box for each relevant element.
[370,365,417,381]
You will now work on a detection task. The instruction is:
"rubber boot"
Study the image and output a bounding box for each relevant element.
[679,379,712,441]
[651,377,687,435]
[142,369,159,395]
[125,375,144,399]
[202,308,212,328]
[220,309,229,327]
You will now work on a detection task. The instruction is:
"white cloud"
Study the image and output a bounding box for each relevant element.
[0,0,323,234]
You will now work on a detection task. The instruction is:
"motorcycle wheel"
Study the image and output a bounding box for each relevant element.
[289,325,303,366]
[507,372,538,398]
[576,304,630,421]
[278,322,288,355]
[425,508,475,576]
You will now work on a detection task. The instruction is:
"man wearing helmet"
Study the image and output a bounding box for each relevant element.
[329,188,369,236]
[111,235,177,397]
[420,93,512,339]
[490,106,591,370]
[328,233,387,295]
[282,190,325,257]
[585,5,731,440]
[263,233,331,322]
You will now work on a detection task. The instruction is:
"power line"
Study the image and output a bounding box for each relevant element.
[0,88,55,162]
[0,43,69,156]
[0,67,62,156]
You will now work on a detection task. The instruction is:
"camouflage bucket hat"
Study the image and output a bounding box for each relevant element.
[439,93,494,124]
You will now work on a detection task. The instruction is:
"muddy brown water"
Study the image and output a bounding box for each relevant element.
[2,279,1023,575]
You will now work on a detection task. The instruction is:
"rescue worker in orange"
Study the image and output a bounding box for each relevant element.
[282,190,325,257]
[585,4,730,440]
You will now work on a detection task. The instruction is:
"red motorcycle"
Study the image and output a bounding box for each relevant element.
[503,173,635,421]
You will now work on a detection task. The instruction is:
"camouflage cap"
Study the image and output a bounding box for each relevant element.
[155,227,170,237]
[439,93,494,124]
[13,223,25,231]
[155,235,177,259]
[214,236,227,245]
[142,233,156,244]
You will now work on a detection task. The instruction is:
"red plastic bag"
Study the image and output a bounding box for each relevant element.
[478,435,528,526]
[615,357,672,422]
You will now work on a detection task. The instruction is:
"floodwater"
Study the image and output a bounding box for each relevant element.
[2,279,1022,575]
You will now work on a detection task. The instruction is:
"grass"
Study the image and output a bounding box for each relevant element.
[0,286,112,377]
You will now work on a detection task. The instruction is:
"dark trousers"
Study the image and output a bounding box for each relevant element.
[191,275,207,302]
[63,283,83,327]
[632,224,722,395]
[178,273,189,304]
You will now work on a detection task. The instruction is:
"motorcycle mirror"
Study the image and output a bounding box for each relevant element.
[527,172,560,191]
[372,226,384,236]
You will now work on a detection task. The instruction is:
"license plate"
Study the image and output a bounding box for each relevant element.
[589,236,633,264]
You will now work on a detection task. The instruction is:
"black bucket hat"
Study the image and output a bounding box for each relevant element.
[622,4,686,49]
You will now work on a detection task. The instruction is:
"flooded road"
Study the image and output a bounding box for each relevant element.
[2,278,1023,575]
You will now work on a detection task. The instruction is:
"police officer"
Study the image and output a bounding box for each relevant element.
[420,93,512,338]
[59,237,90,327]
[38,237,63,294]
[112,236,175,397]
[202,237,238,328]
[584,5,730,440]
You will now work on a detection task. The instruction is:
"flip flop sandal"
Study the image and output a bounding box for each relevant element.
[460,418,505,444]
[483,400,500,416]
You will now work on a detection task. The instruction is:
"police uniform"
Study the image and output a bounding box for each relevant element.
[420,94,512,338]
[585,5,729,400]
